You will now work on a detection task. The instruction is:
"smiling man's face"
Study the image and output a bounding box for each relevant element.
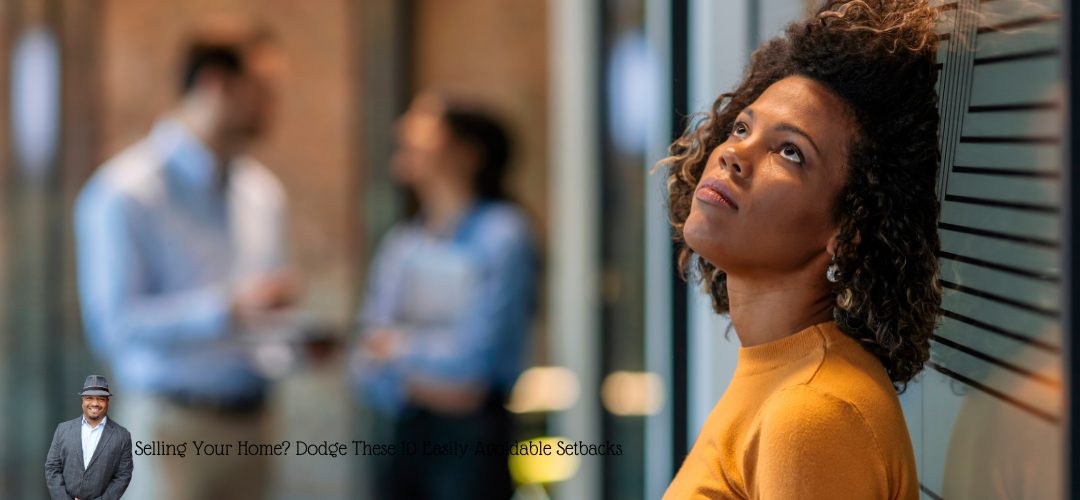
[81,395,109,424]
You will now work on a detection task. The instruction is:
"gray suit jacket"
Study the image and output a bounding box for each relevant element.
[44,416,133,500]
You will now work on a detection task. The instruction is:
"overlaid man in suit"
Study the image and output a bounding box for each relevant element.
[45,375,134,500]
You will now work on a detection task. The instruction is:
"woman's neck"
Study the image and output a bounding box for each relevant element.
[417,180,476,235]
[725,267,834,347]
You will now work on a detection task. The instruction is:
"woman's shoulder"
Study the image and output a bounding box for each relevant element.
[754,365,913,467]
[757,384,877,437]
[751,385,889,476]
[809,325,908,425]
[473,201,532,232]
[467,201,536,247]
[746,383,917,498]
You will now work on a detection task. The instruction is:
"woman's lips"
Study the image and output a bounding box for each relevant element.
[695,180,739,210]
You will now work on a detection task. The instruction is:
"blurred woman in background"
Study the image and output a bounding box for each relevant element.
[351,92,539,500]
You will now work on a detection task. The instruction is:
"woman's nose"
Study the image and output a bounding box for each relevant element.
[720,146,750,178]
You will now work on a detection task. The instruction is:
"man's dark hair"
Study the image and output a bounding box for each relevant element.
[179,25,275,95]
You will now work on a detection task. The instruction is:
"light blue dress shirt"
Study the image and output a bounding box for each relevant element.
[75,118,287,401]
[352,201,539,415]
[81,416,106,469]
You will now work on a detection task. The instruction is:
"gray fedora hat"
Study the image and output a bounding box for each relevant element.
[78,374,111,397]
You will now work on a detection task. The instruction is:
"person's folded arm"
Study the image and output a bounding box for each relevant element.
[355,226,413,333]
[396,219,537,402]
[349,226,414,412]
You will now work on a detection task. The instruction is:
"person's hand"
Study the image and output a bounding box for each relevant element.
[361,328,404,362]
[232,271,300,328]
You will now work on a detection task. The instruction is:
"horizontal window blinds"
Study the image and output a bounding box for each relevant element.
[919,0,1064,498]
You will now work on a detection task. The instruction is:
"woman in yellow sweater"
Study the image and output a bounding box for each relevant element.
[662,1,941,498]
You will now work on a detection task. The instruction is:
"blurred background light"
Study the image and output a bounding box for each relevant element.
[507,437,581,486]
[601,370,665,417]
[11,26,60,185]
[507,366,581,414]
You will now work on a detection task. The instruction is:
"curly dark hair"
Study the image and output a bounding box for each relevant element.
[663,0,942,391]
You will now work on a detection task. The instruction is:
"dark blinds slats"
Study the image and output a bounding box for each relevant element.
[921,484,947,500]
[942,309,1061,353]
[943,194,1059,213]
[938,250,1060,281]
[929,362,1060,424]
[968,102,1059,112]
[951,166,1060,179]
[931,334,1061,387]
[976,14,1061,34]
[939,221,1060,247]
[940,279,1060,317]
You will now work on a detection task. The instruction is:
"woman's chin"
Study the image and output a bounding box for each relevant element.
[685,216,726,266]
[684,239,730,275]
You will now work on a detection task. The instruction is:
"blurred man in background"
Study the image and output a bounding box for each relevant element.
[74,20,294,500]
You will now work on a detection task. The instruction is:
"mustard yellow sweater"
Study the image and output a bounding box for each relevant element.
[664,321,918,499]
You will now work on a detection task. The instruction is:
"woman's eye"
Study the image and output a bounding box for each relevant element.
[731,122,748,138]
[779,144,804,164]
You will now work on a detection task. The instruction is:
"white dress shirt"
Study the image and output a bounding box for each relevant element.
[81,415,107,469]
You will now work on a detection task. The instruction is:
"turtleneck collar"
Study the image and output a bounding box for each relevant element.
[734,320,851,376]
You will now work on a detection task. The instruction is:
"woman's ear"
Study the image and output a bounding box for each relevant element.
[827,229,862,258]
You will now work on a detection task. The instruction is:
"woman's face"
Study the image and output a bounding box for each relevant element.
[391,95,473,191]
[684,75,855,279]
